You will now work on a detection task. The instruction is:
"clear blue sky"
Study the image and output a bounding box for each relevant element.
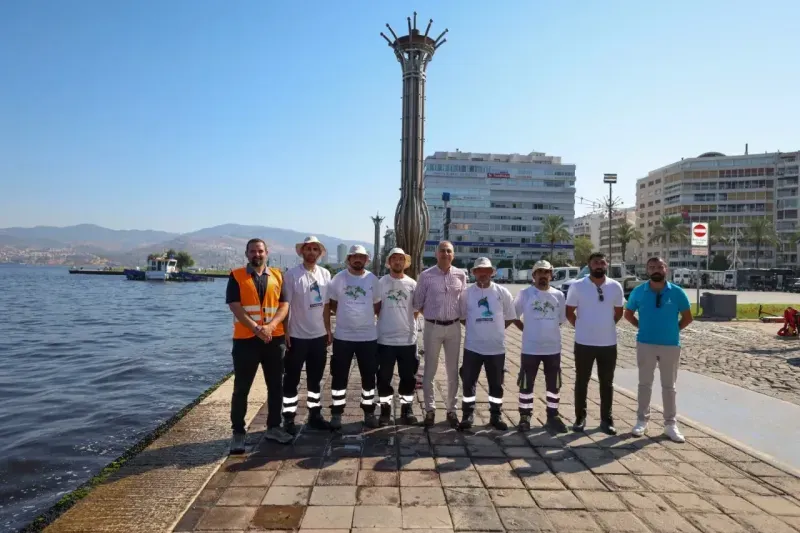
[1,0,798,242]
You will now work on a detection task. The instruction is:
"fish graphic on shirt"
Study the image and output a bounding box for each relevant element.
[309,281,322,303]
[344,285,367,300]
[477,296,494,318]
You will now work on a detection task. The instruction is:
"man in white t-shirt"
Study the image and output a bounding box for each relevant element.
[513,260,568,433]
[324,245,382,430]
[457,257,516,431]
[376,248,420,427]
[281,236,332,434]
[565,252,624,435]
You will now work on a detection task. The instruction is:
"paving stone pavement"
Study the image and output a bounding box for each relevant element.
[173,326,800,533]
[581,320,800,407]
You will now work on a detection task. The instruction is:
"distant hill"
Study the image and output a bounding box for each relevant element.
[0,223,372,268]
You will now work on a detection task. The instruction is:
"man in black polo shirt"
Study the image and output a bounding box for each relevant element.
[226,238,292,454]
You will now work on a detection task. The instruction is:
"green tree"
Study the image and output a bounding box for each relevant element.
[165,248,177,259]
[707,220,727,259]
[709,253,730,271]
[496,259,513,268]
[648,215,687,264]
[573,236,594,266]
[539,215,571,260]
[175,251,195,270]
[744,218,781,268]
[616,221,644,263]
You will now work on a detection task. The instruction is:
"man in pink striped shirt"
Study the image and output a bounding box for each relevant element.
[412,241,467,428]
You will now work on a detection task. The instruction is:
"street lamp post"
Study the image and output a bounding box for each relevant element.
[381,13,447,279]
[442,192,451,242]
[603,174,617,259]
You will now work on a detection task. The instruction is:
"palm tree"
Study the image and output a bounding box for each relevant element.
[744,218,781,268]
[616,222,644,263]
[648,215,687,265]
[539,215,571,260]
[707,220,727,259]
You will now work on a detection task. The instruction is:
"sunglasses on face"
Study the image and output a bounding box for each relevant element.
[656,292,662,308]
[596,286,604,302]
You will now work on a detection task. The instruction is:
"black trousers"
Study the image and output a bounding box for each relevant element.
[231,336,285,433]
[460,349,505,414]
[518,353,562,417]
[282,335,328,419]
[330,339,378,414]
[574,342,617,422]
[376,344,418,407]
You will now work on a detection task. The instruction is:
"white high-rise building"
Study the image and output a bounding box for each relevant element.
[423,150,576,265]
[336,243,348,264]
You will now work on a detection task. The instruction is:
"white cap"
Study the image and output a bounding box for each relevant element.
[295,236,327,257]
[385,247,411,269]
[532,260,553,272]
[471,257,496,273]
[347,244,370,259]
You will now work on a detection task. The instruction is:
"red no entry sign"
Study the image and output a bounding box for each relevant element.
[693,224,707,237]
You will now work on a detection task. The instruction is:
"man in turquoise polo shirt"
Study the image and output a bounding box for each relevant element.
[624,256,693,443]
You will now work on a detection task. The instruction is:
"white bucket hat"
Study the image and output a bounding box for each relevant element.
[295,236,327,257]
[471,257,496,273]
[385,247,411,269]
[347,244,370,260]
[532,260,553,272]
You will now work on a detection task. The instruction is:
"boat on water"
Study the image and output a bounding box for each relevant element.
[123,255,213,282]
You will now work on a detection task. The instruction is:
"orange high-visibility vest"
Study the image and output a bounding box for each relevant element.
[231,266,285,339]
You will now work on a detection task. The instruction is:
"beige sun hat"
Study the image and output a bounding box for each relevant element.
[532,260,553,272]
[347,244,370,260]
[385,247,411,269]
[471,257,496,273]
[295,236,327,257]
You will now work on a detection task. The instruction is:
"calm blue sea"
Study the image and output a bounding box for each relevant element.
[0,265,233,532]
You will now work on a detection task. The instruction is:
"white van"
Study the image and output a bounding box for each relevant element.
[550,266,581,289]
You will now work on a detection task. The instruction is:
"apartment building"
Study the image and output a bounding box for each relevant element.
[423,150,576,265]
[637,150,800,269]
[574,208,640,264]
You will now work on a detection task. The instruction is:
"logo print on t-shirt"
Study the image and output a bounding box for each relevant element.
[344,285,367,299]
[310,281,322,303]
[531,299,556,317]
[477,296,494,318]
[387,289,408,302]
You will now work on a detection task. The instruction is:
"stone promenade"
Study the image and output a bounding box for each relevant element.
[596,320,800,407]
[167,327,800,533]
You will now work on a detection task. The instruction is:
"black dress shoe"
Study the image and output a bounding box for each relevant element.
[572,417,586,432]
[446,411,460,429]
[424,410,436,427]
[600,420,617,436]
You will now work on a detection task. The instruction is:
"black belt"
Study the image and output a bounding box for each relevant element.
[425,319,457,326]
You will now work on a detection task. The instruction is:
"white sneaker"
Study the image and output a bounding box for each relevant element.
[664,425,685,443]
[631,420,648,437]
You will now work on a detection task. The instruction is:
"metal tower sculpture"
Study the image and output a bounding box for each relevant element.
[370,212,385,276]
[381,13,447,278]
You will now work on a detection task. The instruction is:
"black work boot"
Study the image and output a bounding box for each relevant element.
[424,410,435,428]
[518,413,531,432]
[458,411,474,431]
[490,411,508,431]
[400,404,418,425]
[329,413,342,431]
[283,416,298,436]
[546,414,568,433]
[363,411,379,429]
[307,408,331,431]
[378,405,392,427]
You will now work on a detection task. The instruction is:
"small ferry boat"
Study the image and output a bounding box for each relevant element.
[123,255,213,282]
